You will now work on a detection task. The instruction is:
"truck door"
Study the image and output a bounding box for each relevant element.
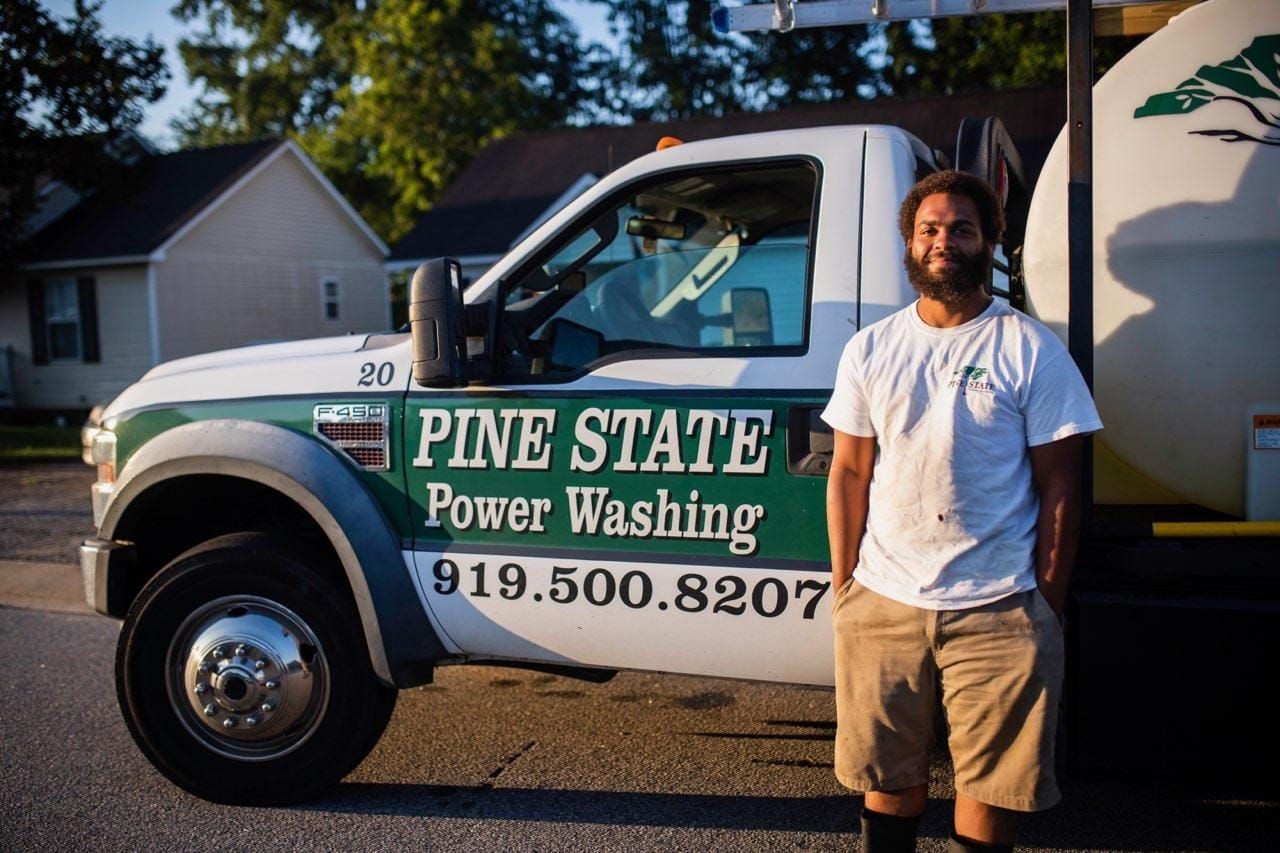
[405,158,838,684]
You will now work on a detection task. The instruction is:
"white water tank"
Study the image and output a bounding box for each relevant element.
[1023,0,1280,517]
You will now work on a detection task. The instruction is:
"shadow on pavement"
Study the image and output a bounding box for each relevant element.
[305,778,1280,850]
[308,786,857,834]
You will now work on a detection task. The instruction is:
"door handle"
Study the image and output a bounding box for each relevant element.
[786,405,833,476]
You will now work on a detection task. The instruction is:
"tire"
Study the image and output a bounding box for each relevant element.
[116,532,398,805]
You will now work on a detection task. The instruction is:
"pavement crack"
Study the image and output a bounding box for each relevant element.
[482,739,537,787]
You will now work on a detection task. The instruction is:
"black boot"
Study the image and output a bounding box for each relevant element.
[859,806,920,853]
[947,831,1013,853]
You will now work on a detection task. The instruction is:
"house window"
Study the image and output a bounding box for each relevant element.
[45,278,81,361]
[321,277,340,320]
[27,276,99,365]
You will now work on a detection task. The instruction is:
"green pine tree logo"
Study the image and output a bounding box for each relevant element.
[1134,34,1280,146]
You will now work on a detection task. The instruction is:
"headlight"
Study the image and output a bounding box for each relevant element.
[90,430,116,529]
[91,429,117,483]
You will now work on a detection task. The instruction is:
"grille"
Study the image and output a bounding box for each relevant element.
[313,405,389,471]
[318,422,384,444]
[341,445,386,468]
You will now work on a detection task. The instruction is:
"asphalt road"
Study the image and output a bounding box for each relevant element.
[0,461,96,563]
[1,462,1277,851]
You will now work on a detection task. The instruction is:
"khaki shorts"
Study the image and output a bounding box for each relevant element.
[832,580,1064,812]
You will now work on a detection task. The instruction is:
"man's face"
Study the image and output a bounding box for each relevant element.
[903,192,993,305]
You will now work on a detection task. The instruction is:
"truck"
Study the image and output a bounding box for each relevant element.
[81,0,1277,804]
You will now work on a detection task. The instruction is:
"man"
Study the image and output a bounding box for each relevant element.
[822,170,1102,853]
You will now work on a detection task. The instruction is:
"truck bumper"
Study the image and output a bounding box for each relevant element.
[80,538,135,617]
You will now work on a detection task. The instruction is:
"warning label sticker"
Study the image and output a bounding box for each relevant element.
[1255,414,1280,450]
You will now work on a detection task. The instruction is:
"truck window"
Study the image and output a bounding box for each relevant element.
[498,162,817,378]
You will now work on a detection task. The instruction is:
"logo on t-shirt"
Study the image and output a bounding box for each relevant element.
[949,365,995,395]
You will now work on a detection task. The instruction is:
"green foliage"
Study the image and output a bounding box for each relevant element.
[747,24,885,104]
[880,12,1141,97]
[595,5,1140,115]
[319,0,590,242]
[0,0,167,264]
[166,3,1153,247]
[173,0,590,242]
[593,0,743,119]
[0,425,82,462]
[169,0,362,145]
[593,1,880,119]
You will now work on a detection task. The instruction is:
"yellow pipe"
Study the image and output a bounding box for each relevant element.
[1151,521,1280,538]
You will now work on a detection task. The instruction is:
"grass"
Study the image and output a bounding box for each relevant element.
[0,425,82,462]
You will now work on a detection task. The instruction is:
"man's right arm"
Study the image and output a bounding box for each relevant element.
[827,430,877,592]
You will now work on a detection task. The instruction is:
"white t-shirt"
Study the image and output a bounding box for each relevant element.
[821,298,1103,610]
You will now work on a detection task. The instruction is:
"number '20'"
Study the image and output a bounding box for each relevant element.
[358,362,395,387]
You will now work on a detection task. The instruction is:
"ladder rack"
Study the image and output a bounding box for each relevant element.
[714,0,1152,33]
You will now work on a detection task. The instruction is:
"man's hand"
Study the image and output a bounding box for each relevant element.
[1029,435,1085,619]
[827,431,877,592]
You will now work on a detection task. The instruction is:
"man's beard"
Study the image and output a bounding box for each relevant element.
[903,247,991,305]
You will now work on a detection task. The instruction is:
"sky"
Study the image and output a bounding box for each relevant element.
[41,0,619,149]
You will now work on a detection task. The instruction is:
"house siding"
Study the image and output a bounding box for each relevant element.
[155,149,388,361]
[0,264,152,409]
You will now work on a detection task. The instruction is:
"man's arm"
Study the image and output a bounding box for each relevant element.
[827,430,877,592]
[1029,434,1085,618]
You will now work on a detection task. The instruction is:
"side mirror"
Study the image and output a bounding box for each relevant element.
[727,287,773,346]
[410,258,467,387]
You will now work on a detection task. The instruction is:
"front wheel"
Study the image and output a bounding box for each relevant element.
[116,532,397,804]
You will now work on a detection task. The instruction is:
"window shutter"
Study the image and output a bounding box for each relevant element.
[77,276,100,363]
[27,280,48,365]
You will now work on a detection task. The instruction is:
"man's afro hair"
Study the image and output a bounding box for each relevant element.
[897,170,1006,245]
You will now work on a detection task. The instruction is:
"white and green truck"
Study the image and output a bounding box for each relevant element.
[82,0,1278,804]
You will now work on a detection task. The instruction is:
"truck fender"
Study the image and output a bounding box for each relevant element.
[101,418,445,688]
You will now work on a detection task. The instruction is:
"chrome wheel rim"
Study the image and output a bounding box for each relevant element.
[166,596,329,761]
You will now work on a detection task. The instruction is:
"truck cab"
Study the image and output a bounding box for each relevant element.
[401,126,940,685]
[84,124,979,804]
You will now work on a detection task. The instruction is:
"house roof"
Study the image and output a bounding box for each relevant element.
[24,139,281,265]
[388,86,1068,263]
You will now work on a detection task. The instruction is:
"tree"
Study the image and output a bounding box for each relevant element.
[746,24,886,105]
[313,0,593,241]
[880,13,1142,97]
[169,0,363,146]
[593,1,882,120]
[171,0,592,242]
[1,0,167,264]
[592,0,744,120]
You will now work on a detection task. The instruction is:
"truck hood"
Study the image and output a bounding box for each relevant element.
[141,335,366,381]
[102,333,402,422]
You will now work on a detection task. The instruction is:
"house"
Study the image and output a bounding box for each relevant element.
[1,136,389,413]
[386,86,1068,284]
